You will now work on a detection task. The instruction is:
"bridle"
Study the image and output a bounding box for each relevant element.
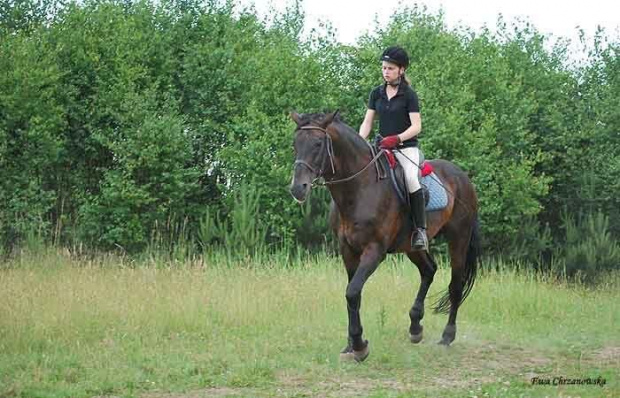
[293,125,336,180]
[293,125,384,186]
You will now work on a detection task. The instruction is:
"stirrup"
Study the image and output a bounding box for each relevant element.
[411,228,428,251]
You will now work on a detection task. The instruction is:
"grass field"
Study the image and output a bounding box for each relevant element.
[0,249,618,397]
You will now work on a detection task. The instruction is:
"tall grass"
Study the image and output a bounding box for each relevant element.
[1,249,618,397]
[5,183,620,290]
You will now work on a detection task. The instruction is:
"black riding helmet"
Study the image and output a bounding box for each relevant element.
[380,46,409,69]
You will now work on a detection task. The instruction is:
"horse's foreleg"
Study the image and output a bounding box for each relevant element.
[341,243,384,362]
[407,251,436,343]
[339,242,359,356]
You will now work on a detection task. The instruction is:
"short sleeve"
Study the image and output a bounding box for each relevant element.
[367,88,378,110]
[407,89,420,113]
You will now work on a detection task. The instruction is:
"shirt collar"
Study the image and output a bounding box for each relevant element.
[380,82,406,98]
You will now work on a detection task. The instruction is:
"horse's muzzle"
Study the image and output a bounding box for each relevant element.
[290,182,310,203]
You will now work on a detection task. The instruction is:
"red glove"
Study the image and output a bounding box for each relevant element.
[380,135,401,149]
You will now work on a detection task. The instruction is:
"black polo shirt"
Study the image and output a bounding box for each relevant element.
[368,83,420,147]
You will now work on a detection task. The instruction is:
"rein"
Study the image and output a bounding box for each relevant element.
[294,125,384,186]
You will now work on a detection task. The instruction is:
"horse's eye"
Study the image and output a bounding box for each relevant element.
[314,141,322,148]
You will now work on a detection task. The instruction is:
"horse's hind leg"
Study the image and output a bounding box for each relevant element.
[406,251,436,343]
[438,235,469,346]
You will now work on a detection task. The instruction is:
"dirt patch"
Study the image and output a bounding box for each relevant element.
[275,372,412,398]
[140,380,409,398]
[142,388,249,398]
[590,345,620,365]
[271,342,557,395]
[136,342,612,398]
[421,341,554,389]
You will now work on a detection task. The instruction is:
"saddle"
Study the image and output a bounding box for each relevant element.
[375,144,448,212]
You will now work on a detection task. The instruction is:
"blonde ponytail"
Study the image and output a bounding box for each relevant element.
[402,72,412,86]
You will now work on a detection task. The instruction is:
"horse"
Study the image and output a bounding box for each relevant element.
[289,111,480,362]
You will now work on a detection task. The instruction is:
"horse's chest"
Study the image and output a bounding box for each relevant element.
[339,217,375,248]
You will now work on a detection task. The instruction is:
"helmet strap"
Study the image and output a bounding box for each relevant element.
[387,76,401,87]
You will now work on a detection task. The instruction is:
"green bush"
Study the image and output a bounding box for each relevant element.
[77,91,201,252]
[0,0,619,264]
[553,210,620,283]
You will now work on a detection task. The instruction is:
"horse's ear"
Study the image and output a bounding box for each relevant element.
[321,109,339,128]
[290,111,302,126]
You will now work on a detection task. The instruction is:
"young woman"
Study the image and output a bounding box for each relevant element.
[358,46,427,251]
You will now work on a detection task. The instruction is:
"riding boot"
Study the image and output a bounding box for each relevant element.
[409,190,428,251]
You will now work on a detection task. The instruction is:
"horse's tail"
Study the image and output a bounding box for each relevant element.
[434,215,480,314]
[461,216,480,303]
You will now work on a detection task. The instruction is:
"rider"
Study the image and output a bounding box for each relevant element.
[358,46,428,251]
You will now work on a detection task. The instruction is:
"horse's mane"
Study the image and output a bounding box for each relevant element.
[297,112,370,154]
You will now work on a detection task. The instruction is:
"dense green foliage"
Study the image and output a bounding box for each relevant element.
[1,0,619,275]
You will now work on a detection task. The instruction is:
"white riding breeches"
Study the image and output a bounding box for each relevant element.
[394,146,422,193]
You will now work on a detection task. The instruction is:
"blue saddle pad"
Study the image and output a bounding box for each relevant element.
[422,172,448,211]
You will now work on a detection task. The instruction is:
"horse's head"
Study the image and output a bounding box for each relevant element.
[289,110,339,203]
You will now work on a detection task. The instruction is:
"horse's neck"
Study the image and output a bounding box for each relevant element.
[329,124,372,177]
[326,127,375,212]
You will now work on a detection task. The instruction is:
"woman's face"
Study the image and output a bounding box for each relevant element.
[382,61,403,84]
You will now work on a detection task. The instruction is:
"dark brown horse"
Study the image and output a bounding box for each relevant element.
[289,111,480,362]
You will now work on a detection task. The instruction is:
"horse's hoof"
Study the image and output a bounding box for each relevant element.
[438,325,456,346]
[410,331,423,344]
[409,325,423,343]
[438,335,454,346]
[339,341,369,362]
